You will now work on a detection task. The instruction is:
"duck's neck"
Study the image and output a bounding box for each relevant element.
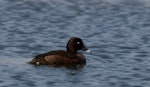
[66,41,77,54]
[67,49,77,54]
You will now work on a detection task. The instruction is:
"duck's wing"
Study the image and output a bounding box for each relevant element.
[28,50,67,65]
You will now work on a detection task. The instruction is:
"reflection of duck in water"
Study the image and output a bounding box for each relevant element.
[28,37,91,68]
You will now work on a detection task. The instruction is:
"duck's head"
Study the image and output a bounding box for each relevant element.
[66,37,91,53]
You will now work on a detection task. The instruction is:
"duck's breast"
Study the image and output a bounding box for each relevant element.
[75,53,86,64]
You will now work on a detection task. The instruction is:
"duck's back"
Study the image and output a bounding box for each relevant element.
[29,50,86,66]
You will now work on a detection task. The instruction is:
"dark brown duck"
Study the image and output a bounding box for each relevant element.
[28,37,91,67]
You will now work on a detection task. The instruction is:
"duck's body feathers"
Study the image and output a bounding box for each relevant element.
[29,50,86,66]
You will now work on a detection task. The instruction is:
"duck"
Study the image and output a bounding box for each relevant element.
[28,37,91,68]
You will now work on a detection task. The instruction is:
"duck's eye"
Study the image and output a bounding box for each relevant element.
[77,42,80,45]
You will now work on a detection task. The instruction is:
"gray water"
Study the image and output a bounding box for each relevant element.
[0,0,150,87]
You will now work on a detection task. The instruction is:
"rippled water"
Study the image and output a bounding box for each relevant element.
[1,0,150,87]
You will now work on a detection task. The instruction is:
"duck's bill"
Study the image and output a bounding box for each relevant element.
[82,46,92,53]
[86,49,92,53]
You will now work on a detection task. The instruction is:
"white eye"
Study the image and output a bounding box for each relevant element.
[77,42,80,44]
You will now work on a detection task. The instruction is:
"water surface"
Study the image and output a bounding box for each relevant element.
[0,0,150,87]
